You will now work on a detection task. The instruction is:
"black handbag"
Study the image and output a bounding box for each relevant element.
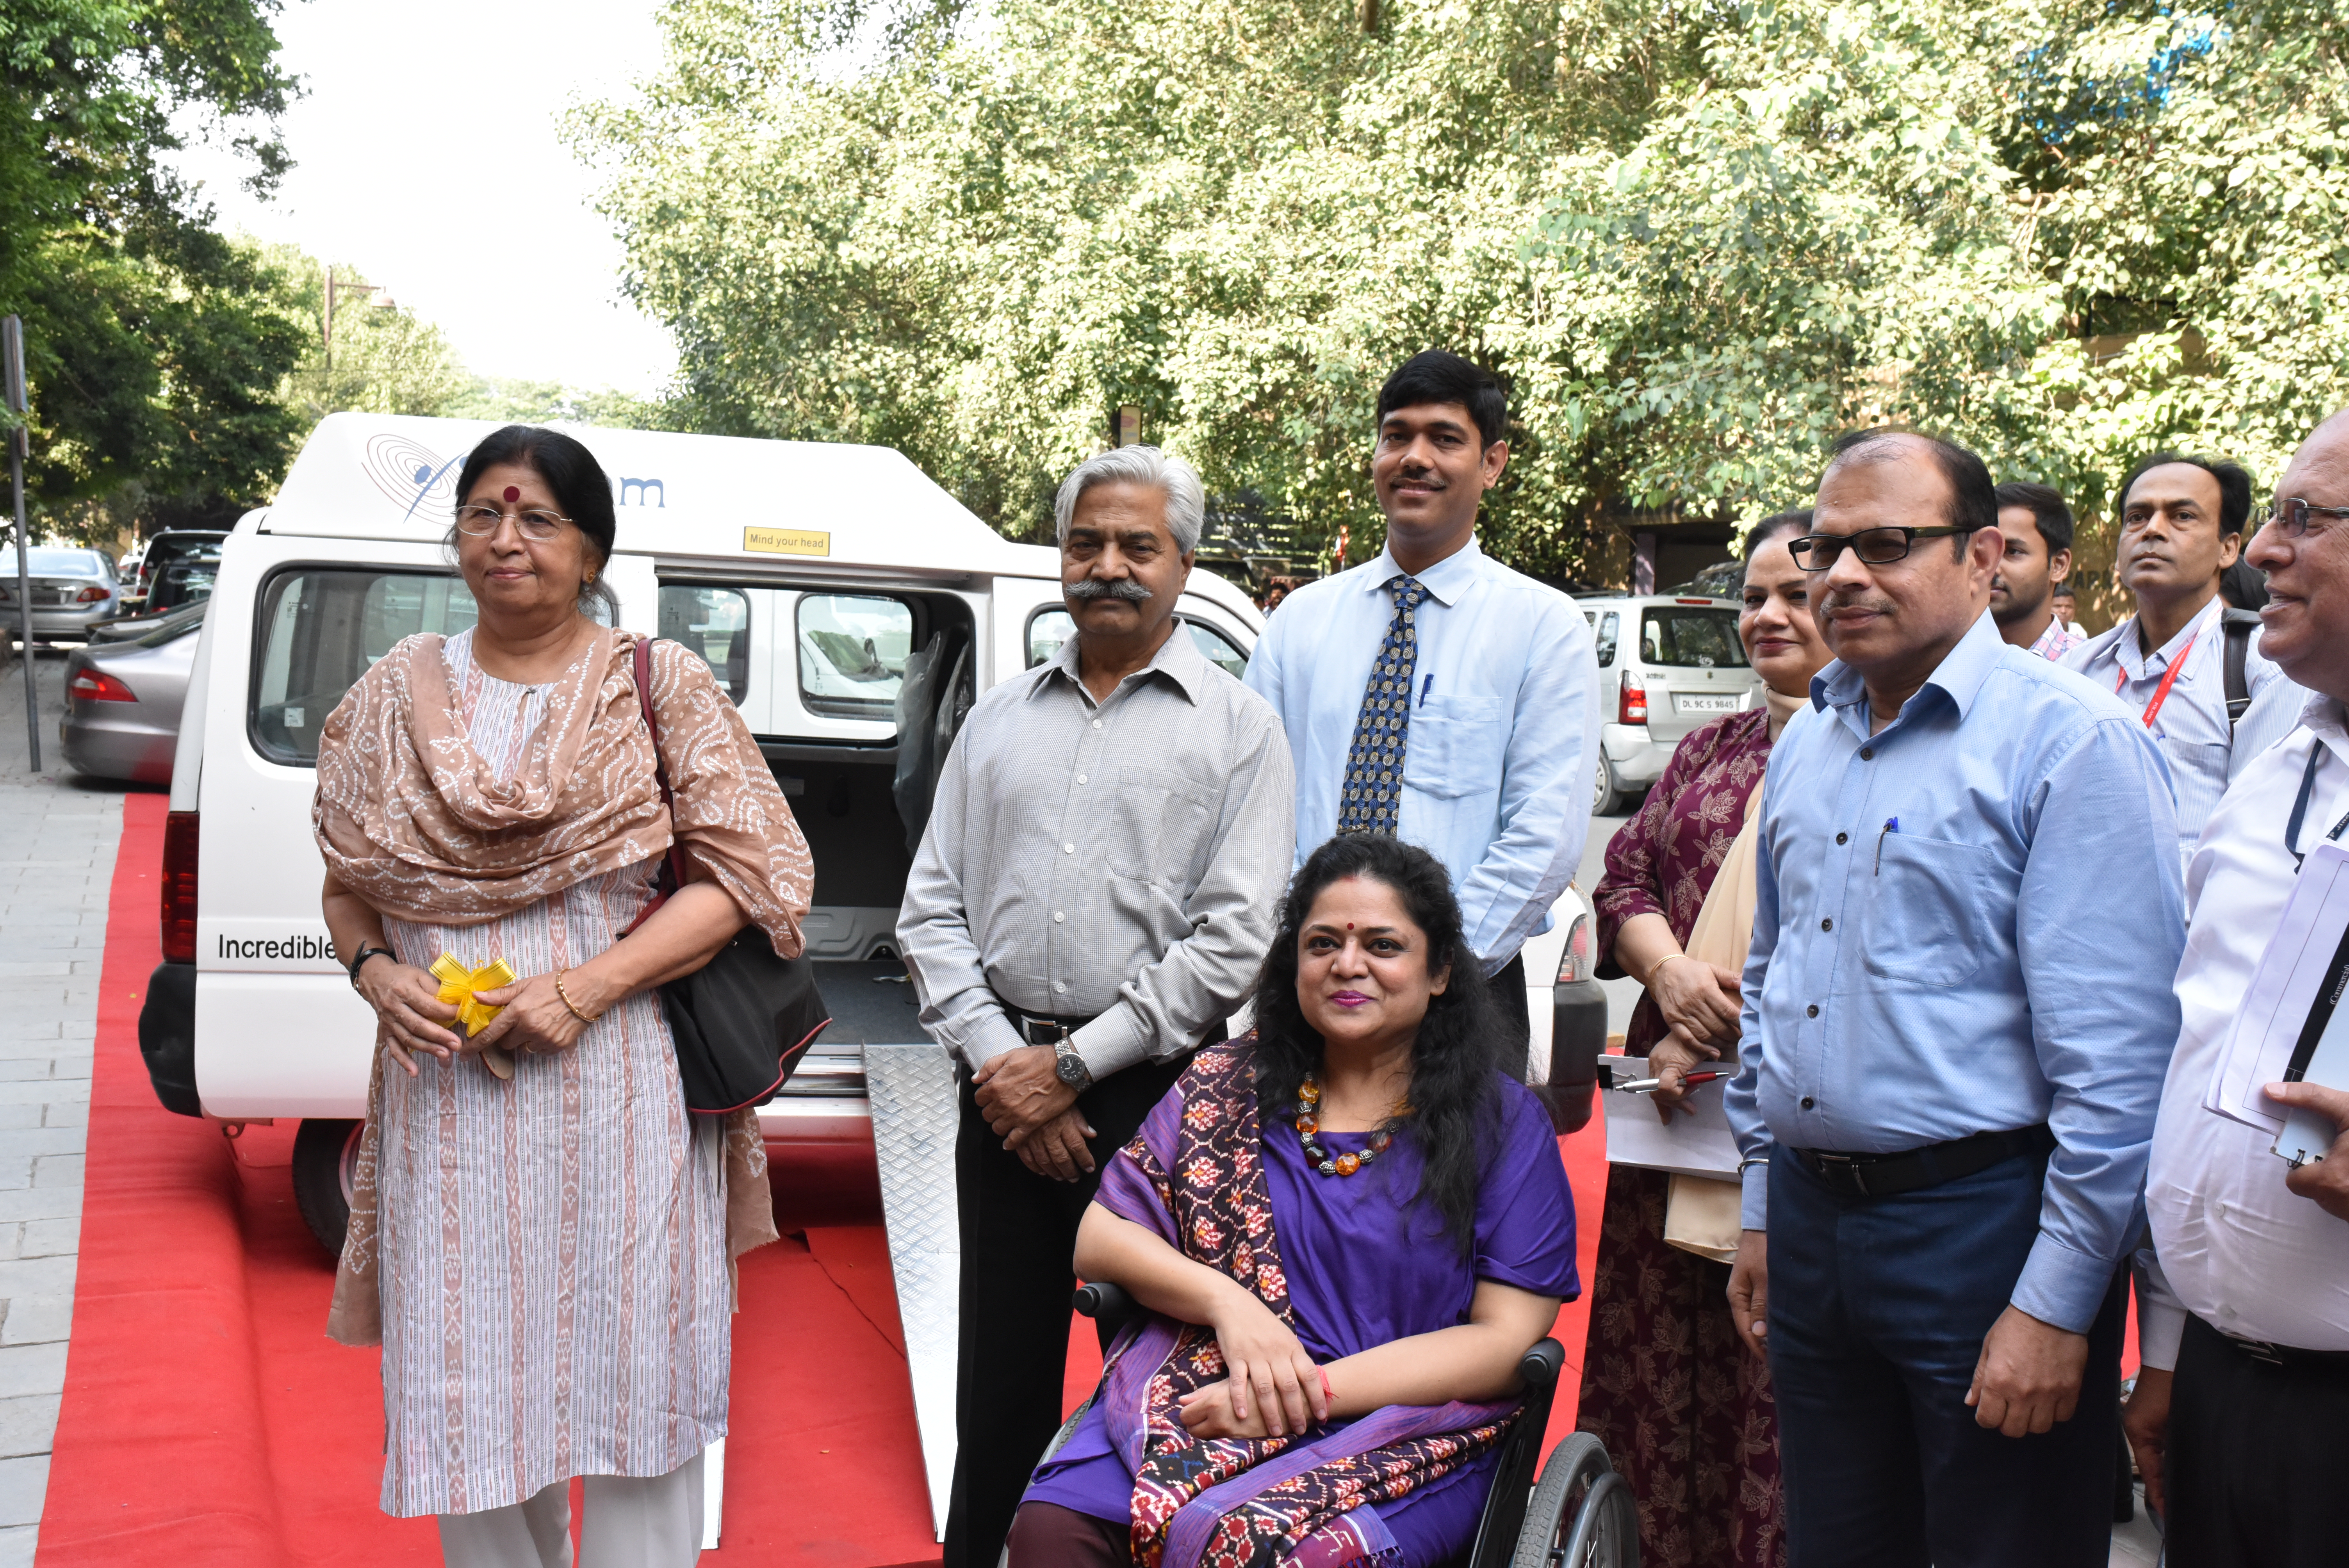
[629,638,832,1113]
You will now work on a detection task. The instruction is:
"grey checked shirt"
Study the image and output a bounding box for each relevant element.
[896,617,1296,1077]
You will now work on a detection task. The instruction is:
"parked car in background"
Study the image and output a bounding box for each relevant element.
[1572,592,1762,814]
[59,606,205,783]
[85,597,209,645]
[1666,558,1743,599]
[119,530,228,615]
[0,547,123,643]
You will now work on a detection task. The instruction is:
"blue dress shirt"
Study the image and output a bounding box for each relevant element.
[1725,611,2187,1333]
[1244,537,1599,973]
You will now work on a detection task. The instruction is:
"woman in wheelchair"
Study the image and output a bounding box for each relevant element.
[1008,834,1579,1568]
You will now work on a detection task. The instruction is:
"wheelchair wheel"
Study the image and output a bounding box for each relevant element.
[1511,1432,1640,1568]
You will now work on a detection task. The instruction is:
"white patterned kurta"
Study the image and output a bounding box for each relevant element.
[374,630,730,1518]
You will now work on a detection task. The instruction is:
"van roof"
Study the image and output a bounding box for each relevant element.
[261,413,1048,578]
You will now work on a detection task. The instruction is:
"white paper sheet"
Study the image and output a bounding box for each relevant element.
[2205,840,2349,1154]
[1600,1055,1743,1179]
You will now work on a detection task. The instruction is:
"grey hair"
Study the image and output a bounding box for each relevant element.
[1052,445,1205,553]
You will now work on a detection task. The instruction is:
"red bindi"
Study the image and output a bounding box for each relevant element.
[1346,923,1355,930]
[503,485,521,503]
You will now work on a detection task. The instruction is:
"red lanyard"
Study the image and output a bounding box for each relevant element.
[2116,625,2200,728]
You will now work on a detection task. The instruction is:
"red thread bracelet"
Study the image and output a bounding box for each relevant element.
[1318,1367,1333,1403]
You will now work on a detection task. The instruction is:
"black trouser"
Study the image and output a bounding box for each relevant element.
[1486,953,1529,1082]
[2166,1313,2349,1567]
[942,1051,1191,1568]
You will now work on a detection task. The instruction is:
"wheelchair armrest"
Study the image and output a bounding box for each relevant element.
[1073,1281,1141,1324]
[1517,1336,1565,1392]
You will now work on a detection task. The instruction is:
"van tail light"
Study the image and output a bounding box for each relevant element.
[73,584,110,604]
[1556,911,1594,985]
[1618,670,1647,725]
[161,811,199,964]
[70,669,136,703]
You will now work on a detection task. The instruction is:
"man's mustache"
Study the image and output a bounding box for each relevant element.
[1066,577,1153,603]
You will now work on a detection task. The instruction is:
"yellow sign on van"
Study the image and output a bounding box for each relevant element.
[744,527,831,557]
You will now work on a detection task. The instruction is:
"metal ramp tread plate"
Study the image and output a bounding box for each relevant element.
[863,1041,962,1542]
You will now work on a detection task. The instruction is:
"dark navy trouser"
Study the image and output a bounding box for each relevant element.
[1765,1147,2126,1568]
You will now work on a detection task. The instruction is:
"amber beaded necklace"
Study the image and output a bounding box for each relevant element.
[1293,1075,1410,1178]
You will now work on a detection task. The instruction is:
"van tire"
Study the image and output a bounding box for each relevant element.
[292,1118,363,1256]
[1592,755,1626,817]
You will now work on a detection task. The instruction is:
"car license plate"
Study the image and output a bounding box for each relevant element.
[1676,693,1736,714]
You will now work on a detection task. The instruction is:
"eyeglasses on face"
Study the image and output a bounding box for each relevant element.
[1788,524,1982,572]
[454,504,573,540]
[2263,497,2349,538]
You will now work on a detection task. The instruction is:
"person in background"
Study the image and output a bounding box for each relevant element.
[1244,351,1598,1074]
[1725,429,2186,1567]
[2219,557,2270,611]
[896,445,1295,1568]
[1990,481,2083,660]
[2062,452,2304,861]
[2124,410,2349,1567]
[1264,582,1289,614]
[1577,506,1831,1568]
[2051,584,2087,639]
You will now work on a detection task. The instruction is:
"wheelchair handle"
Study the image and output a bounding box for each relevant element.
[1518,1336,1565,1391]
[1073,1281,1141,1322]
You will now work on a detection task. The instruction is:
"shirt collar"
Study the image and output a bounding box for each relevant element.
[1357,535,1486,607]
[1810,609,2008,727]
[1032,612,1212,706]
[2118,594,2223,679]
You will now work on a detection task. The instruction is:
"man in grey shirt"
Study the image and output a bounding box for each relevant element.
[897,445,1295,1568]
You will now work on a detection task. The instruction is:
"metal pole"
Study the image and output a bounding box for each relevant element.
[2,317,37,772]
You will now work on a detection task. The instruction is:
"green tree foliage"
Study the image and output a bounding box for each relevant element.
[258,246,472,426]
[579,0,2349,579]
[2,0,308,535]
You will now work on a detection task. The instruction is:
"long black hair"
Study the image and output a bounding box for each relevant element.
[449,425,619,615]
[1249,834,1502,1248]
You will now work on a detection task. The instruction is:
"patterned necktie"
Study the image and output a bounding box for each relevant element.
[1336,576,1429,836]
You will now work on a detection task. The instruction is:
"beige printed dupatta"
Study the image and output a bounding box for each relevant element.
[312,627,813,1344]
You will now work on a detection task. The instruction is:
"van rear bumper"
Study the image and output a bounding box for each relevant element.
[138,961,203,1117]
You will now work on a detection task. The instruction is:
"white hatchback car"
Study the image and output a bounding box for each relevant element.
[1574,593,1763,814]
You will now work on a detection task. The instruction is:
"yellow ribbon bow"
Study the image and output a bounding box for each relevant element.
[431,955,518,1037]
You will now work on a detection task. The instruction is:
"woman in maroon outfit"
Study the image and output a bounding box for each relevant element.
[1575,511,1832,1568]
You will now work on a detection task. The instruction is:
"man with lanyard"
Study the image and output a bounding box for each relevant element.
[2063,452,2304,862]
[1243,350,1598,1068]
[897,446,1295,1568]
[2124,409,2349,1567]
[1989,481,2085,660]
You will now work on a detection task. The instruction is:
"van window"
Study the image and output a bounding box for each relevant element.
[659,585,751,705]
[1639,607,1746,669]
[1027,608,1250,677]
[251,568,478,764]
[798,594,913,719]
[1584,611,1619,668]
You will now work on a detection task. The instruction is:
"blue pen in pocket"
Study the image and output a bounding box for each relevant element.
[1875,817,1899,874]
[1419,673,1434,708]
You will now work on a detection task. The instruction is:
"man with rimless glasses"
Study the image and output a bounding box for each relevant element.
[1720,429,2185,1566]
[2061,453,2306,866]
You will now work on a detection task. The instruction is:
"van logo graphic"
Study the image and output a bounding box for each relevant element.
[360,433,466,520]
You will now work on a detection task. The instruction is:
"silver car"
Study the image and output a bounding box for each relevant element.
[1575,593,1761,813]
[58,607,204,783]
[0,547,123,643]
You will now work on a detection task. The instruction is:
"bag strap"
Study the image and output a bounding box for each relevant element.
[2221,607,2260,732]
[624,636,693,934]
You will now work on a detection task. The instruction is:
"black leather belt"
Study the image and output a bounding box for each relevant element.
[2198,1316,2349,1374]
[1792,1124,2056,1201]
[993,995,1099,1046]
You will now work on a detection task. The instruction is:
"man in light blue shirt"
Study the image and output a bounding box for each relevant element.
[1722,430,2185,1567]
[1244,351,1598,1064]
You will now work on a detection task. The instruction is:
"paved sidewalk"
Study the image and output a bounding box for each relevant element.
[0,646,138,1566]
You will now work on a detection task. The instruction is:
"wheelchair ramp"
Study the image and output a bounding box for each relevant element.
[864,1041,962,1541]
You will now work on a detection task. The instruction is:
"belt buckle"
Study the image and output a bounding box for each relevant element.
[1811,1151,1871,1199]
[2233,1335,2288,1367]
[1023,1017,1069,1046]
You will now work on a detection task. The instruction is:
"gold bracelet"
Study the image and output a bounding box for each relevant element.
[554,969,601,1024]
[1646,952,1688,988]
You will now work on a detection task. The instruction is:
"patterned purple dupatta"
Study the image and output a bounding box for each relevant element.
[1098,1040,1519,1568]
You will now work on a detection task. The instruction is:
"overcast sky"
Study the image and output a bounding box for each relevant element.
[168,0,679,394]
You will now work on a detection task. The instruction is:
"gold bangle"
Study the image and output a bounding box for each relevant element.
[1646,952,1688,988]
[554,969,601,1024]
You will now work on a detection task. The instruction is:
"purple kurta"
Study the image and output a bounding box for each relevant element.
[1025,1073,1578,1566]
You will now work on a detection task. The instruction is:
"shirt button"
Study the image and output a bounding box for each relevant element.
[1806,1004,1820,1018]
[1076,773,1087,784]
[1053,911,1065,923]
[1821,918,1834,932]
[1860,747,1874,760]
[1800,1096,1816,1110]
[1062,843,1075,853]
[1053,982,1067,994]
[1836,832,1848,845]
[1091,720,1103,730]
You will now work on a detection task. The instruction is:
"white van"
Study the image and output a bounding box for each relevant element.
[135,413,1604,1252]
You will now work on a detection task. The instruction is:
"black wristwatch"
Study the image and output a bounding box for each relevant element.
[346,943,396,991]
[1053,1037,1094,1092]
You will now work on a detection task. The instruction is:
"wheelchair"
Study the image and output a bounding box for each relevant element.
[1010,1283,1640,1568]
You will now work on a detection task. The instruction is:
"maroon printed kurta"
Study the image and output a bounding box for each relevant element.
[1579,707,1786,1568]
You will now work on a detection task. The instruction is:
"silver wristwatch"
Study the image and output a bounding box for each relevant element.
[1053,1037,1094,1092]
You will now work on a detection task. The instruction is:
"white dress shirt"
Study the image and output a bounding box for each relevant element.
[2140,696,2349,1365]
[2062,595,2305,860]
[1242,536,1599,972]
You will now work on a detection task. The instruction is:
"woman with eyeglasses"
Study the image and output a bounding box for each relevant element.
[1574,508,1834,1568]
[312,424,813,1566]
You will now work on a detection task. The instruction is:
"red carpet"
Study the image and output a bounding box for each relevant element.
[35,790,1611,1562]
